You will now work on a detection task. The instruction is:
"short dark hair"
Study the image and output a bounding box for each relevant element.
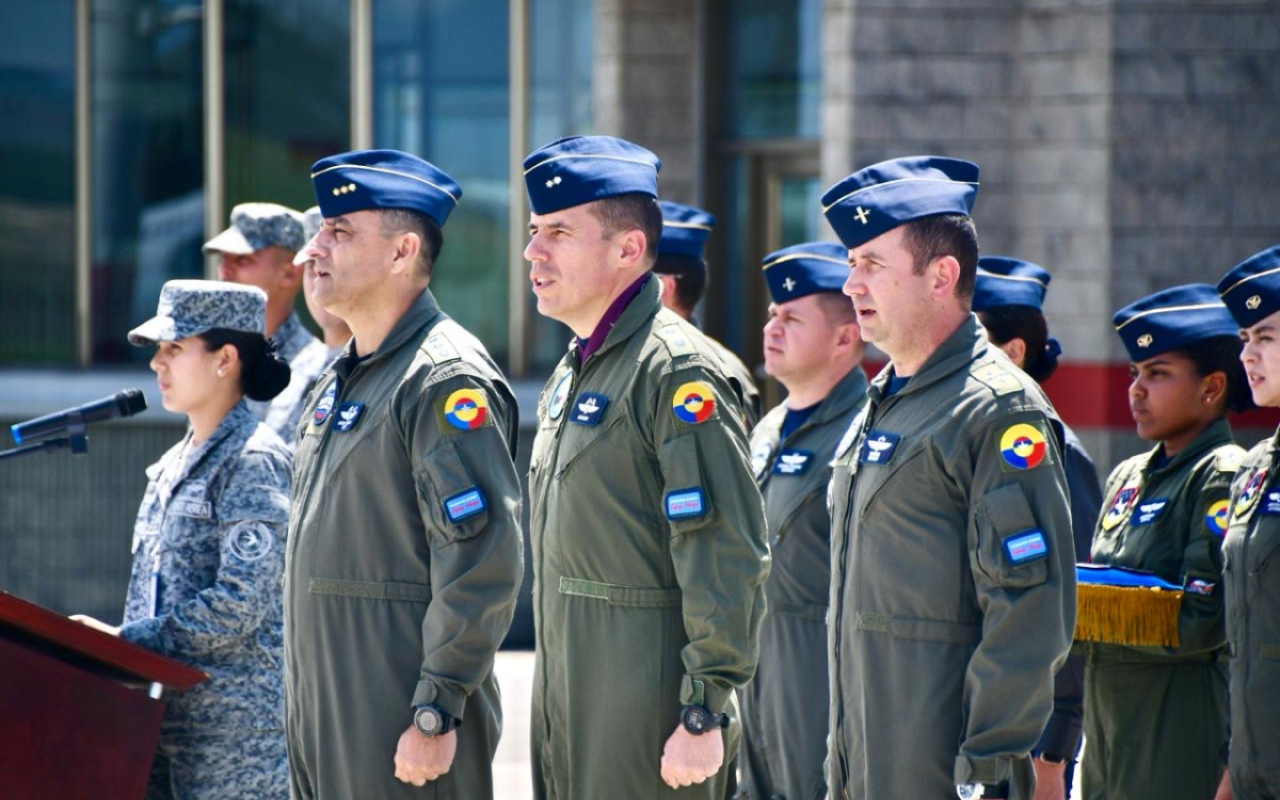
[978,306,1059,383]
[901,214,980,300]
[588,194,663,265]
[653,254,707,312]
[1179,335,1254,414]
[379,208,443,279]
[814,291,857,326]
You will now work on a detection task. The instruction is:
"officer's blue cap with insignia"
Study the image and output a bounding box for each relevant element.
[762,242,849,303]
[128,279,266,346]
[523,135,661,215]
[658,202,715,260]
[203,202,305,255]
[310,149,462,227]
[820,156,980,250]
[973,256,1051,312]
[1113,283,1238,362]
[1218,245,1280,328]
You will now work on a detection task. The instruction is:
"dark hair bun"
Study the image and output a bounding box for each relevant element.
[244,351,291,401]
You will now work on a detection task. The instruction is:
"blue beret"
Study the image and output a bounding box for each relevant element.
[310,149,462,227]
[1218,245,1280,328]
[658,202,715,260]
[523,136,660,215]
[973,256,1051,312]
[762,242,849,303]
[821,156,979,250]
[1113,284,1238,362]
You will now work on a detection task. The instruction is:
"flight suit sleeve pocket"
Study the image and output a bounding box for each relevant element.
[973,482,1050,589]
[415,439,490,544]
[658,432,716,535]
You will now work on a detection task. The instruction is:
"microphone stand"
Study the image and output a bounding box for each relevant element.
[0,411,89,460]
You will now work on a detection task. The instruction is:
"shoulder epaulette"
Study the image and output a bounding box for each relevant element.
[1215,445,1246,473]
[971,360,1024,397]
[423,324,463,366]
[654,323,698,358]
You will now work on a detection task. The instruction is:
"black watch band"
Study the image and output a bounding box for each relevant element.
[1032,748,1067,764]
[413,704,459,737]
[680,704,729,735]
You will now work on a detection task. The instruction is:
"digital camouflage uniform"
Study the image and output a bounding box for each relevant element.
[528,275,770,800]
[827,317,1076,800]
[737,366,867,800]
[1081,418,1239,800]
[247,311,328,445]
[1222,432,1280,799]
[286,288,523,800]
[120,400,292,800]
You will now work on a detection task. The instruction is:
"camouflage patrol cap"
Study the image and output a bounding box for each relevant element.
[293,205,323,266]
[128,280,267,346]
[203,202,306,255]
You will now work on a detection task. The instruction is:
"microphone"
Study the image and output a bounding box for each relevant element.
[11,389,148,444]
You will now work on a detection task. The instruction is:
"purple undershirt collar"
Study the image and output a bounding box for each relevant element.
[576,274,650,365]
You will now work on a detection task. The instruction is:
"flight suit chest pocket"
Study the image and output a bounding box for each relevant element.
[1247,516,1280,575]
[973,482,1050,588]
[554,412,625,479]
[415,439,489,545]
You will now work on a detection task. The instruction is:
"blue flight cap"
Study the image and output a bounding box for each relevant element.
[973,256,1051,312]
[820,156,979,250]
[658,202,715,260]
[1113,284,1239,362]
[762,242,850,303]
[1218,245,1280,328]
[310,149,462,227]
[523,135,661,215]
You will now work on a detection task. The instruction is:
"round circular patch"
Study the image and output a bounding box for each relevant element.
[672,381,717,425]
[312,383,337,426]
[1234,469,1268,520]
[1205,499,1231,535]
[444,389,489,430]
[999,422,1047,470]
[227,522,273,562]
[548,372,572,421]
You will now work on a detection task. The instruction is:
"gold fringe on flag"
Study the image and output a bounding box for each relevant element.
[1074,583,1183,647]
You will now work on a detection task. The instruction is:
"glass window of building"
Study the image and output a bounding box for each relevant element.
[0,2,76,364]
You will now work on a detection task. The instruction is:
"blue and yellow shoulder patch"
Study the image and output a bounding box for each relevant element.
[672,381,717,425]
[996,420,1051,472]
[443,388,490,431]
[972,361,1024,397]
[1205,499,1230,535]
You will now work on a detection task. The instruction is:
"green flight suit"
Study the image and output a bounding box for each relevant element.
[1081,418,1240,800]
[528,274,770,800]
[707,336,763,429]
[1222,430,1280,800]
[826,316,1076,800]
[737,367,868,800]
[285,289,523,799]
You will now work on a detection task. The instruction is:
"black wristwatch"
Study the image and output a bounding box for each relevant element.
[680,704,729,735]
[413,704,459,737]
[1032,748,1067,764]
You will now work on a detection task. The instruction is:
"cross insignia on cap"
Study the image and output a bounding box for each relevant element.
[854,206,870,225]
[1137,333,1154,348]
[544,175,563,189]
[783,277,796,292]
[1247,295,1262,310]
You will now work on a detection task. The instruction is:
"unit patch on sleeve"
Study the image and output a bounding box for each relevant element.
[1205,499,1230,535]
[772,449,814,476]
[1184,577,1217,596]
[671,381,717,425]
[997,421,1051,472]
[443,487,487,523]
[570,392,609,426]
[443,388,489,431]
[665,487,707,520]
[1004,529,1049,565]
[331,401,366,433]
[227,521,274,562]
[858,430,901,465]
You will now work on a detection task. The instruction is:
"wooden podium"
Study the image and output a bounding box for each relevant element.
[0,592,207,800]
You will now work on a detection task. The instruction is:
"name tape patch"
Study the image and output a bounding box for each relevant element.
[859,430,902,465]
[665,488,707,520]
[570,392,609,426]
[1261,490,1280,517]
[1004,529,1049,565]
[332,401,365,432]
[443,488,487,523]
[1185,578,1217,596]
[773,449,814,475]
[1132,498,1169,526]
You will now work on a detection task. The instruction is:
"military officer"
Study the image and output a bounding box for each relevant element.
[822,156,1076,800]
[1216,246,1280,800]
[75,279,294,798]
[1081,285,1246,800]
[973,257,1103,799]
[523,135,770,799]
[736,242,866,800]
[205,201,329,445]
[655,201,763,426]
[287,150,523,799]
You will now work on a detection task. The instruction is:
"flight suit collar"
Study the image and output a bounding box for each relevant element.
[1142,416,1234,476]
[810,366,869,429]
[335,288,445,380]
[568,273,662,369]
[867,313,986,404]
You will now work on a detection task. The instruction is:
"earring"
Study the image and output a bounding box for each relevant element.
[217,369,226,378]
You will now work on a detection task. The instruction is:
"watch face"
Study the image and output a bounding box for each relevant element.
[685,707,706,731]
[956,784,982,800]
[415,707,442,735]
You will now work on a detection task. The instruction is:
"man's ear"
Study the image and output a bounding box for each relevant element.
[930,254,962,299]
[616,229,649,270]
[390,231,423,276]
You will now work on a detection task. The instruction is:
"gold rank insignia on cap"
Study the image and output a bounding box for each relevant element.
[1247,295,1263,310]
[1137,333,1153,348]
[331,182,358,196]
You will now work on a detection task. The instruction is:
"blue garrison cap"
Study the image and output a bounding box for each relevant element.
[762,242,850,303]
[523,136,661,215]
[658,202,715,260]
[973,256,1051,312]
[821,156,979,250]
[1113,284,1238,362]
[1218,245,1280,328]
[310,149,462,227]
